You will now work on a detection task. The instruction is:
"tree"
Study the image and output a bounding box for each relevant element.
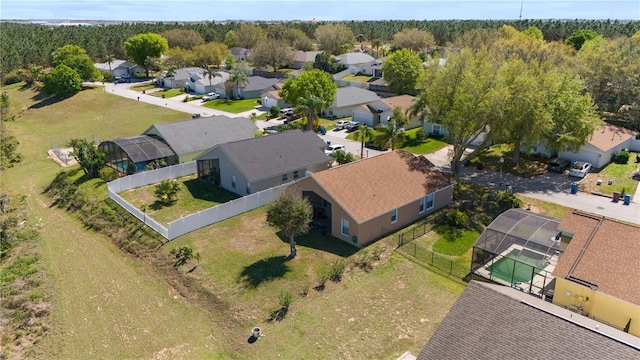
[43,64,83,97]
[224,53,236,70]
[170,246,196,268]
[565,29,601,51]
[381,48,423,94]
[235,23,267,49]
[392,28,435,54]
[285,28,313,51]
[163,47,195,68]
[353,124,375,159]
[154,179,180,204]
[265,189,312,259]
[279,69,337,130]
[124,33,169,77]
[202,66,221,92]
[250,39,294,72]
[313,51,345,74]
[192,42,229,68]
[329,149,356,164]
[67,139,105,177]
[228,67,249,99]
[161,29,204,50]
[144,57,162,77]
[314,23,356,55]
[224,30,236,48]
[374,112,406,151]
[522,26,544,41]
[25,64,45,86]
[104,54,115,79]
[0,121,22,170]
[52,45,101,81]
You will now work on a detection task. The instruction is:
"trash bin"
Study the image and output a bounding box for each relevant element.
[623,194,631,205]
[570,183,578,194]
[319,126,326,135]
[613,191,621,202]
[326,140,331,146]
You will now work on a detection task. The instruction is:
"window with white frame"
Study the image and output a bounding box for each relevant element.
[341,218,349,236]
[419,197,425,213]
[391,208,398,223]
[231,175,236,188]
[426,193,434,210]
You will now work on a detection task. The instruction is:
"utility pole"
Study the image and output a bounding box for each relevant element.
[519,0,524,20]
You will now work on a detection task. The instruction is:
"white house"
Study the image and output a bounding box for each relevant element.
[556,123,638,168]
[94,59,142,78]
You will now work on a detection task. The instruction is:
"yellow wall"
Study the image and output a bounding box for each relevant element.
[553,278,640,337]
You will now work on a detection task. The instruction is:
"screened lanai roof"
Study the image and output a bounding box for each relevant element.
[106,135,175,163]
[474,208,569,258]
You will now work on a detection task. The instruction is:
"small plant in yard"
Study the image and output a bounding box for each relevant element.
[268,291,292,321]
[170,245,195,268]
[329,259,347,282]
[355,249,374,272]
[314,265,331,291]
[154,179,180,204]
[301,284,310,297]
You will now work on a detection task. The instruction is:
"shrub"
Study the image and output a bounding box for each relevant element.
[612,150,630,164]
[329,259,347,282]
[154,180,180,204]
[414,127,426,142]
[497,191,522,209]
[278,291,292,309]
[446,209,468,228]
[315,265,331,290]
[2,69,26,85]
[99,167,118,182]
[270,106,280,118]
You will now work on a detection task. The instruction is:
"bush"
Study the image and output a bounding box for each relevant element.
[414,127,426,142]
[446,209,468,228]
[497,191,522,209]
[99,167,118,182]
[329,259,347,282]
[2,69,26,85]
[612,150,630,164]
[315,265,331,290]
[270,106,280,118]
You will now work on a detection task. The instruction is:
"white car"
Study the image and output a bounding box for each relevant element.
[325,144,346,155]
[202,92,219,101]
[568,161,592,178]
[335,120,350,130]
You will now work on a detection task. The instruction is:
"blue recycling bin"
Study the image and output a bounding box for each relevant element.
[570,183,578,194]
[623,194,631,205]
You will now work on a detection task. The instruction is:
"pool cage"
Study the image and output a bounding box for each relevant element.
[98,135,177,175]
[472,209,571,298]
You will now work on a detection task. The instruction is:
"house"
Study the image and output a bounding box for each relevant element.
[551,210,640,337]
[335,52,376,73]
[325,86,381,119]
[297,151,456,247]
[237,76,282,99]
[98,135,178,174]
[156,67,230,95]
[230,47,252,62]
[416,281,640,360]
[261,89,290,110]
[352,94,421,129]
[555,123,638,168]
[289,50,323,69]
[194,130,332,196]
[142,115,258,163]
[94,59,143,78]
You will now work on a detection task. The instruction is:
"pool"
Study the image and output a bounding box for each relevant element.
[487,248,546,285]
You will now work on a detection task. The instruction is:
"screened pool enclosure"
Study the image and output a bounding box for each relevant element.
[99,135,177,174]
[472,209,572,298]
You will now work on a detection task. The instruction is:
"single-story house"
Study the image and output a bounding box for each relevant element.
[297,150,456,247]
[416,281,640,360]
[352,94,421,129]
[94,59,142,78]
[552,211,640,337]
[325,86,381,119]
[555,123,638,169]
[195,129,332,196]
[230,47,252,62]
[142,115,258,163]
[155,67,230,96]
[261,89,290,110]
[237,76,282,99]
[289,50,323,69]
[335,52,376,74]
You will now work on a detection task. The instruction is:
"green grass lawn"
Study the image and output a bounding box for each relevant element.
[346,127,448,155]
[581,152,640,196]
[341,74,374,82]
[432,225,480,256]
[2,82,466,359]
[203,98,259,113]
[152,88,184,98]
[130,83,157,92]
[120,174,240,225]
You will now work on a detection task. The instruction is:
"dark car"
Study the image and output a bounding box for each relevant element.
[346,121,360,132]
[547,157,571,173]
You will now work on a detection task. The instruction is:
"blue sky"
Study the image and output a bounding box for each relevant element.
[1,0,639,21]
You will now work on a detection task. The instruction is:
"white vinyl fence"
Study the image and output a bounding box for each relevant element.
[107,161,289,241]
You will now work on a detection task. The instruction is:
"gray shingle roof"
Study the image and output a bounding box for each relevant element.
[201,129,331,181]
[336,52,375,65]
[332,86,381,108]
[143,116,258,156]
[242,76,282,92]
[417,281,640,360]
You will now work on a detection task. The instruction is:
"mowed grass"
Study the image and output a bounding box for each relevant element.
[203,98,259,113]
[152,88,184,98]
[341,74,374,82]
[345,127,448,154]
[120,174,240,225]
[580,152,640,196]
[2,82,466,359]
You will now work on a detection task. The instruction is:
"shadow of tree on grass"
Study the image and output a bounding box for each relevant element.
[239,256,290,289]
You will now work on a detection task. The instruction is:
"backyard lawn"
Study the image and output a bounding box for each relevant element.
[152,88,184,98]
[579,152,640,196]
[203,98,259,113]
[341,74,375,82]
[346,127,448,155]
[130,83,158,92]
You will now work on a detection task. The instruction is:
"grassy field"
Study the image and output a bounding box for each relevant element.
[203,98,259,113]
[341,74,374,82]
[580,152,640,196]
[153,88,184,98]
[2,82,466,359]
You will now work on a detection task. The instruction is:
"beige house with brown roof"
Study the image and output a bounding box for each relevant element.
[352,94,422,129]
[297,151,456,247]
[552,210,640,337]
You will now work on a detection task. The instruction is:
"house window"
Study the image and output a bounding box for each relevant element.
[341,219,349,236]
[282,174,288,182]
[433,124,441,135]
[419,197,425,213]
[293,170,299,180]
[246,181,251,194]
[391,208,398,224]
[231,176,236,188]
[426,193,434,210]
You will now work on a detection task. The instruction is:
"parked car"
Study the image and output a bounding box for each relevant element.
[547,157,571,173]
[279,107,292,115]
[325,144,346,155]
[202,92,219,101]
[346,121,361,132]
[568,161,592,178]
[335,120,350,130]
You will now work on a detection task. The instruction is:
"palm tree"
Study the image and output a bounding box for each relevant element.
[296,95,327,131]
[228,68,249,99]
[375,120,406,151]
[407,94,431,130]
[329,150,356,165]
[105,54,115,79]
[372,39,383,57]
[202,65,221,93]
[353,124,374,159]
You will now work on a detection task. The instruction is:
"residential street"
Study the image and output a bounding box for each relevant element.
[97,82,639,225]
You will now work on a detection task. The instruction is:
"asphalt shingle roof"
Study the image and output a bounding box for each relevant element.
[587,123,636,152]
[309,151,453,223]
[332,86,381,108]
[336,52,375,65]
[242,76,282,92]
[417,281,640,360]
[144,116,258,156]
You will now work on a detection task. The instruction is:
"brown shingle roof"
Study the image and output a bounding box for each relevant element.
[554,211,640,305]
[309,151,454,223]
[380,94,415,113]
[588,123,636,152]
[417,281,640,360]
